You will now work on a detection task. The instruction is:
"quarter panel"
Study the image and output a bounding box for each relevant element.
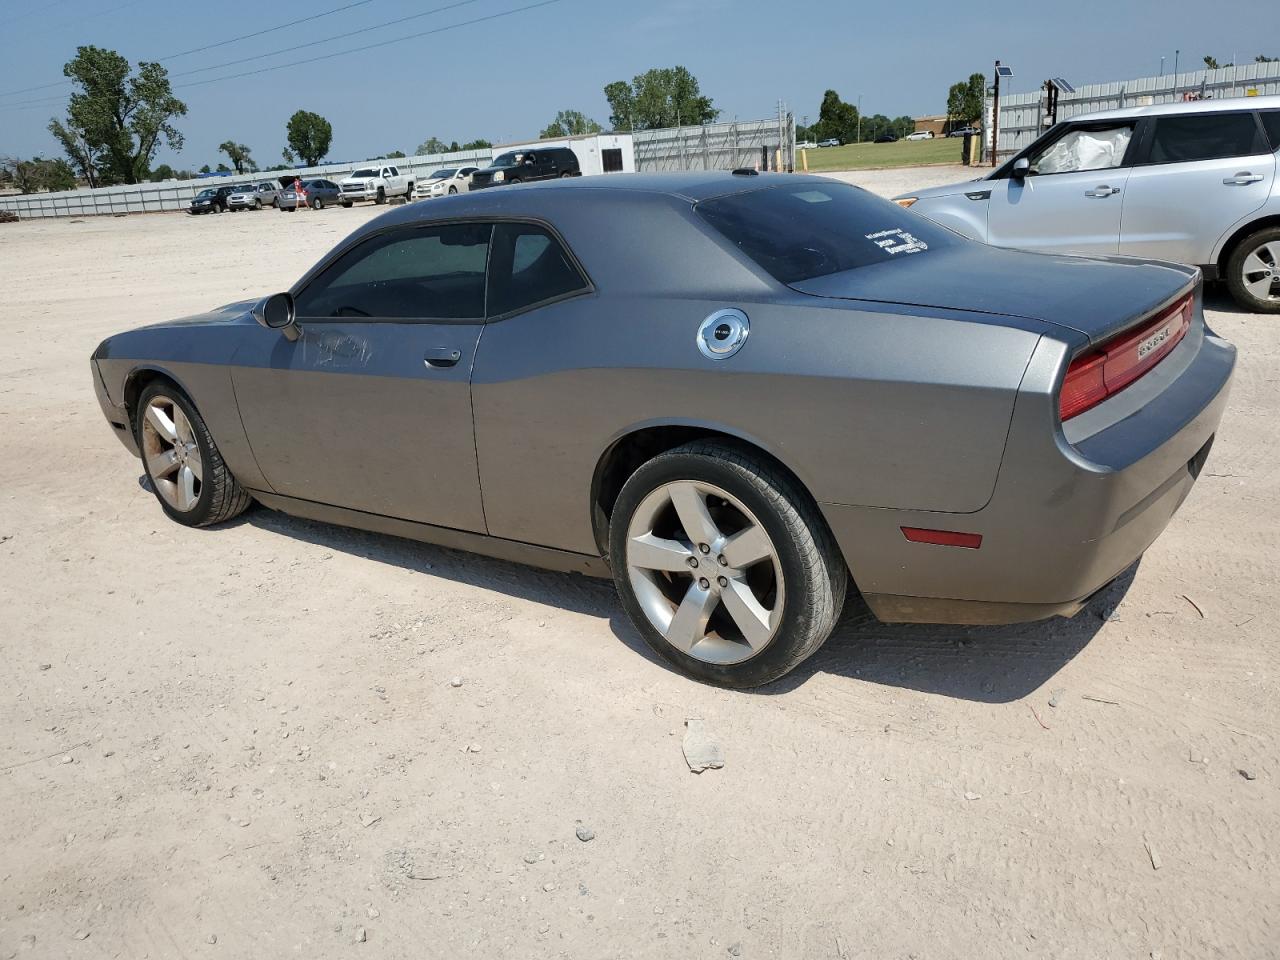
[471,295,1041,555]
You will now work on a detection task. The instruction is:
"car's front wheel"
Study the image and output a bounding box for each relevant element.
[136,383,252,528]
[1226,227,1280,313]
[609,440,847,688]
[448,185,458,195]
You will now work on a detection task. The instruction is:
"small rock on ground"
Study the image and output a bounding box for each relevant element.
[682,718,724,773]
[575,823,595,842]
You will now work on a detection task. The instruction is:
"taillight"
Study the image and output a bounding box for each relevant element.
[1059,293,1193,422]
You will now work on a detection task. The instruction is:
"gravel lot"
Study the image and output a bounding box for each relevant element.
[2,167,1276,959]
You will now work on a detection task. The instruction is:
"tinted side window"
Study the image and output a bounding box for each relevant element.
[1146,112,1264,163]
[487,223,588,316]
[296,223,491,320]
[1261,111,1280,152]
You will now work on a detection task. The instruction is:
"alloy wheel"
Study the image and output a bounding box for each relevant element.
[141,395,203,512]
[625,480,784,665]
[1241,241,1279,302]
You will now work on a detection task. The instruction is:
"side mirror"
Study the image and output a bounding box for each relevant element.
[253,292,301,342]
[1011,157,1031,180]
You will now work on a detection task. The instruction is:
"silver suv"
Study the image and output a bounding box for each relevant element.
[896,96,1280,311]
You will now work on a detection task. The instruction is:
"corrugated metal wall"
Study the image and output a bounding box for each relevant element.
[997,61,1280,159]
[1,117,793,219]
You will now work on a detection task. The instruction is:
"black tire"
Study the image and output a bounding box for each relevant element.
[1225,226,1280,313]
[136,382,252,528]
[404,183,414,202]
[341,200,352,208]
[255,198,262,210]
[312,196,324,210]
[448,185,457,195]
[376,187,386,205]
[608,440,847,688]
[559,171,573,178]
[507,177,521,185]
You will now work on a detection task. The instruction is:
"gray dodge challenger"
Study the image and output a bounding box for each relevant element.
[92,172,1236,687]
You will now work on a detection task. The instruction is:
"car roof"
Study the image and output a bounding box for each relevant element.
[1071,92,1280,123]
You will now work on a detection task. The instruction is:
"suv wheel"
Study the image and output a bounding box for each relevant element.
[376,187,386,205]
[559,171,573,178]
[1226,227,1280,313]
[609,440,847,688]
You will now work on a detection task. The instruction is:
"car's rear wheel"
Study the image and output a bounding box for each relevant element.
[136,383,252,528]
[609,440,847,688]
[559,171,573,178]
[1226,227,1280,313]
[312,196,324,210]
[404,183,414,203]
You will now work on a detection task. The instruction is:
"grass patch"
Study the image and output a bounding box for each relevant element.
[800,137,963,172]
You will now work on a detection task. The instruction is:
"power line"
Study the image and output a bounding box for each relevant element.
[0,1,562,113]
[0,0,384,98]
[172,0,563,91]
[159,0,378,61]
[169,0,483,81]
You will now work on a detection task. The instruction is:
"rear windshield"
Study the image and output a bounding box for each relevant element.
[696,182,959,284]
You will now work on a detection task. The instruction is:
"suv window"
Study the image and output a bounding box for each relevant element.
[1028,122,1134,175]
[487,223,588,316]
[1261,111,1280,152]
[296,224,492,321]
[696,182,960,284]
[1145,111,1264,164]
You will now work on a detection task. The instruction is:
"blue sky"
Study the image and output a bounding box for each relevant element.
[0,0,1269,169]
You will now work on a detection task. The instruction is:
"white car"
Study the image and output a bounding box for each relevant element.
[905,131,934,141]
[895,95,1280,312]
[339,163,414,206]
[414,166,479,200]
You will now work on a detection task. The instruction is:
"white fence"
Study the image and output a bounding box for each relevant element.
[0,148,492,220]
[996,60,1280,159]
[1,116,794,219]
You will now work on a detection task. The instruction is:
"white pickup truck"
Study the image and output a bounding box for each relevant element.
[338,163,415,206]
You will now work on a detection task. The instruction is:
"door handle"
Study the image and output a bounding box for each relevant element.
[1084,185,1120,198]
[1223,172,1264,185]
[424,348,462,368]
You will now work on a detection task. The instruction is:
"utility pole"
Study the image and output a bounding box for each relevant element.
[857,94,862,143]
[1159,56,1165,77]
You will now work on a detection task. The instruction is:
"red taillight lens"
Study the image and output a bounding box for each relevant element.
[1058,293,1193,422]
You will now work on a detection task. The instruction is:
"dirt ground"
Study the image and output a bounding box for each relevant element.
[1,167,1276,960]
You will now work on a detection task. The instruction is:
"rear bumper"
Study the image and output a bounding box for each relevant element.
[824,307,1235,625]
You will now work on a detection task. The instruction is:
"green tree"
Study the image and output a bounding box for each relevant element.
[892,115,916,138]
[150,163,176,181]
[460,138,491,150]
[604,66,717,130]
[1257,54,1278,63]
[48,46,186,186]
[540,109,603,139]
[198,164,211,174]
[385,150,406,158]
[215,162,231,173]
[218,140,254,174]
[0,155,76,193]
[945,73,987,130]
[285,110,332,166]
[417,136,448,155]
[812,89,859,144]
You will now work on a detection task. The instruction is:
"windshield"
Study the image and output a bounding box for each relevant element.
[196,189,214,198]
[430,169,456,178]
[350,168,379,178]
[492,152,523,167]
[696,182,960,284]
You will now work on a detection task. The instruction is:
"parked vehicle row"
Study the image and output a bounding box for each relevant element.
[896,95,1280,312]
[186,161,511,218]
